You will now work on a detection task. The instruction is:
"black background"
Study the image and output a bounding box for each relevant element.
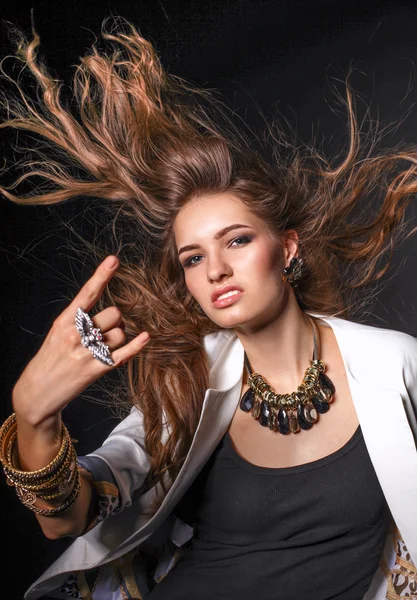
[2,1,417,597]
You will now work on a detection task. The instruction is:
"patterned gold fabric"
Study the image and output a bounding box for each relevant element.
[382,529,417,598]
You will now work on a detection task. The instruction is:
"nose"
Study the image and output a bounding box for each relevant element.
[206,252,233,283]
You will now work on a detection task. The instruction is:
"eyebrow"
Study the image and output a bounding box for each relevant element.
[178,223,252,256]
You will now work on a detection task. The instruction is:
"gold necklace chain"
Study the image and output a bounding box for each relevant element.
[240,315,335,433]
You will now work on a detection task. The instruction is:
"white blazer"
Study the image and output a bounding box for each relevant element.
[25,313,417,600]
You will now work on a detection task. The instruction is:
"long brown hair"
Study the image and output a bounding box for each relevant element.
[1,17,417,510]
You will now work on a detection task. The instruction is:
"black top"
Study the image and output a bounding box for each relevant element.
[148,426,392,600]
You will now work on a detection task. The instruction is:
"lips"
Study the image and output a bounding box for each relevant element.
[211,285,244,303]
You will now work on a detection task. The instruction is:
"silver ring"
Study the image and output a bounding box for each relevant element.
[75,307,115,366]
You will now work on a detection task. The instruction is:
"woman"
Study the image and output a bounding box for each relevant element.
[0,18,416,600]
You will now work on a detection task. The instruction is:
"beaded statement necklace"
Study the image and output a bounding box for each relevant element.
[239,316,335,433]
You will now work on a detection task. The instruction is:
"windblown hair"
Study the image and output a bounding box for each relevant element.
[2,18,417,511]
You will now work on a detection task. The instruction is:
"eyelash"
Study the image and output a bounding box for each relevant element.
[183,235,253,269]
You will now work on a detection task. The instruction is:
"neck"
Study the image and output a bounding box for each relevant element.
[236,301,315,394]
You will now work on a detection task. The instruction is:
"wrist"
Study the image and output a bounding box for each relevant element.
[9,412,63,473]
[12,376,57,426]
[14,413,62,447]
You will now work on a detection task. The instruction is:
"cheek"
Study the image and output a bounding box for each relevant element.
[243,242,283,281]
[183,269,201,298]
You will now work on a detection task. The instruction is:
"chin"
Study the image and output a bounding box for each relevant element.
[209,310,253,330]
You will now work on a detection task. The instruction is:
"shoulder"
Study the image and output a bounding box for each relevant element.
[327,315,417,355]
[321,314,417,388]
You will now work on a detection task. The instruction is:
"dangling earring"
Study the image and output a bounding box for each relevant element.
[281,257,304,287]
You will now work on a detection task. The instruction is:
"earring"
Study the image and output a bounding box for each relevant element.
[281,257,304,287]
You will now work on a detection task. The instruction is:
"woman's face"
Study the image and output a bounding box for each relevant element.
[173,192,298,333]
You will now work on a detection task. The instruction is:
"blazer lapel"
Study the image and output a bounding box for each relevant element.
[102,332,246,559]
[346,378,417,561]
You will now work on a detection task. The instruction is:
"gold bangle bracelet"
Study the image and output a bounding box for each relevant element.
[11,452,77,499]
[15,468,81,517]
[37,465,78,501]
[4,423,70,479]
[5,431,76,492]
[0,413,81,516]
[0,414,71,482]
[17,459,79,502]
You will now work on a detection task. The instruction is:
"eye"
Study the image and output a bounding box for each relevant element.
[230,235,252,247]
[183,254,203,268]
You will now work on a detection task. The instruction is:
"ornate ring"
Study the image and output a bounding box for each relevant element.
[75,307,115,366]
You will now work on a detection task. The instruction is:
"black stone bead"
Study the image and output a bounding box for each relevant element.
[312,394,330,414]
[319,372,335,395]
[240,388,254,412]
[259,401,270,427]
[278,408,290,434]
[297,404,313,430]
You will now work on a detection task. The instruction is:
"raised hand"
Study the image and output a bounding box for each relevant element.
[12,255,150,427]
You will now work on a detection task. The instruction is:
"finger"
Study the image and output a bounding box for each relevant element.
[89,306,124,333]
[105,331,150,368]
[62,256,119,326]
[102,327,126,351]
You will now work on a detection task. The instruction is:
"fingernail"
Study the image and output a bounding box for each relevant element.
[142,333,150,342]
[105,256,118,269]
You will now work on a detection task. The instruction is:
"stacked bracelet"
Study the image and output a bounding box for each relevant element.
[0,413,81,517]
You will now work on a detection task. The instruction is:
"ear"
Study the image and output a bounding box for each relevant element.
[282,230,299,264]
